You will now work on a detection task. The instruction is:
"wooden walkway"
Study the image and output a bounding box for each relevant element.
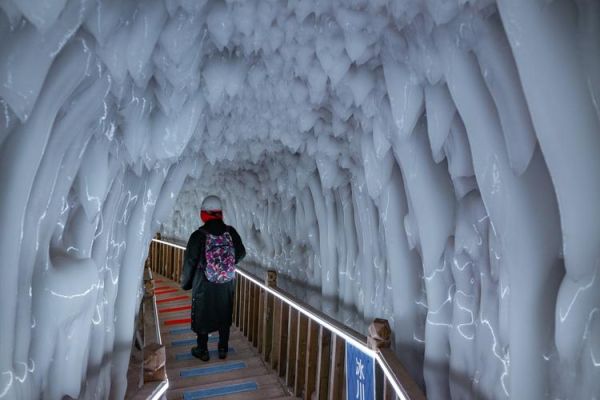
[153,275,297,400]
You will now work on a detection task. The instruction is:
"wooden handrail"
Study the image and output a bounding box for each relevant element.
[148,238,425,400]
[138,267,169,399]
[143,269,163,346]
[233,265,369,349]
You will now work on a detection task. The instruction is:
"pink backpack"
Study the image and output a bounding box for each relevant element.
[203,231,236,283]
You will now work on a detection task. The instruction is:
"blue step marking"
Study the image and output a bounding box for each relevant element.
[183,381,258,400]
[171,336,218,347]
[169,327,193,335]
[180,361,246,378]
[176,347,236,361]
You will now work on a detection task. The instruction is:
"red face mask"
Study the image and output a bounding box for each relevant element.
[200,210,223,223]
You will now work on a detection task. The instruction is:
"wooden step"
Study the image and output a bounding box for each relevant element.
[150,274,296,400]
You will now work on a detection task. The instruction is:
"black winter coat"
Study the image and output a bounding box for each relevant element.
[180,220,246,334]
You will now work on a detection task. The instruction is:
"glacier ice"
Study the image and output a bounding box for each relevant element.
[0,0,599,399]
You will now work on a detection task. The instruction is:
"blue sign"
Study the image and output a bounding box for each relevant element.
[346,342,375,400]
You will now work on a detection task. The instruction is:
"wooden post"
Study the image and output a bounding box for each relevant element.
[160,243,163,276]
[180,248,183,280]
[157,243,161,276]
[286,307,299,388]
[163,243,166,276]
[172,247,176,281]
[236,276,242,328]
[277,302,289,377]
[165,244,169,277]
[160,243,165,276]
[233,275,238,325]
[176,248,181,281]
[162,243,167,277]
[328,333,345,400]
[303,319,319,399]
[169,245,173,278]
[171,247,176,280]
[170,246,175,280]
[368,319,391,400]
[243,277,249,335]
[248,280,256,343]
[262,270,277,361]
[175,249,181,283]
[257,287,265,353]
[149,242,155,272]
[248,279,255,340]
[241,277,249,336]
[238,275,243,327]
[315,326,332,400]
[293,313,309,397]
[156,242,160,275]
[367,318,391,350]
[167,246,172,279]
[271,299,288,376]
[383,379,394,400]
[252,284,260,347]
[165,245,170,279]
[270,297,282,370]
[266,270,278,287]
[153,242,156,273]
[245,278,252,337]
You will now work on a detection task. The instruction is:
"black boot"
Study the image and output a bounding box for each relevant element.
[191,346,210,361]
[192,333,210,361]
[218,326,230,359]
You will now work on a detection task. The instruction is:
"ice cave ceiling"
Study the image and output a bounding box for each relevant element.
[0,0,599,399]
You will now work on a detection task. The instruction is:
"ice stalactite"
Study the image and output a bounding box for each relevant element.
[0,38,92,387]
[437,22,563,398]
[497,2,600,396]
[1,0,599,399]
[379,164,426,385]
[0,17,192,400]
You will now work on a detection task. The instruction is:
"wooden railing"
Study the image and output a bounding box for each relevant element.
[149,235,184,283]
[127,267,169,399]
[148,238,425,400]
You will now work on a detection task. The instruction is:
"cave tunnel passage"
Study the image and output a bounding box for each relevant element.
[0,0,600,399]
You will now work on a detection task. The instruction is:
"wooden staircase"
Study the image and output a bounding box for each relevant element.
[153,277,297,400]
[146,238,426,400]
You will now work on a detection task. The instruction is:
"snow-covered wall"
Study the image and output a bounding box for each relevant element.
[1,0,599,399]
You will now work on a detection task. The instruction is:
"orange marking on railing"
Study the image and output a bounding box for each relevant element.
[164,318,191,326]
[159,305,191,313]
[156,295,189,304]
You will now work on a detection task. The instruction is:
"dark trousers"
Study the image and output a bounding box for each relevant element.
[197,326,230,351]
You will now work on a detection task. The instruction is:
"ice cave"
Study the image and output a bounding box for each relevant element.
[0,0,599,398]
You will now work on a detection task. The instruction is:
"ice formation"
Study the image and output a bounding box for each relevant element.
[0,0,599,399]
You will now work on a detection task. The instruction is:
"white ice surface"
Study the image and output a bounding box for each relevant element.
[0,1,599,399]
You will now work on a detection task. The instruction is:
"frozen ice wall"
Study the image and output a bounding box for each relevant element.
[0,0,599,399]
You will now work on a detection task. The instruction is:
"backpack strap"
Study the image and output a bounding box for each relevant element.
[196,227,208,271]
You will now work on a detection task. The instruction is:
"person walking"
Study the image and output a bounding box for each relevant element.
[180,195,246,361]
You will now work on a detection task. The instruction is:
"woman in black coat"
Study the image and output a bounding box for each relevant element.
[180,196,245,361]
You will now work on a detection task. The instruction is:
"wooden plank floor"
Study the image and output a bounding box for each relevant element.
[154,275,298,400]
